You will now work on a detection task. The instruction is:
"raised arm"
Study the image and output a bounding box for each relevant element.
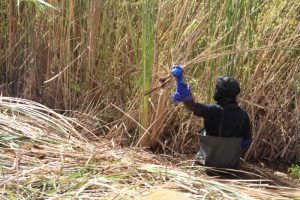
[171,66,209,117]
[183,99,197,111]
[183,100,209,118]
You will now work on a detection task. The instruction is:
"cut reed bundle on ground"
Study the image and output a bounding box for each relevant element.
[0,97,299,199]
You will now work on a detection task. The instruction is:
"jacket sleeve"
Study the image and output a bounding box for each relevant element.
[183,100,209,118]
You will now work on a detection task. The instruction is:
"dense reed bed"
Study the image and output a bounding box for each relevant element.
[0,0,299,164]
[0,97,299,199]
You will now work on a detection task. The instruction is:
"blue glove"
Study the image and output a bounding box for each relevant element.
[241,138,252,149]
[171,65,184,80]
[171,65,193,102]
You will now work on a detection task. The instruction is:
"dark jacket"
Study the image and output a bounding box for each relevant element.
[183,100,252,147]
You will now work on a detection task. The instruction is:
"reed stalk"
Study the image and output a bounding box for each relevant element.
[0,0,299,163]
[0,1,300,197]
[139,0,156,146]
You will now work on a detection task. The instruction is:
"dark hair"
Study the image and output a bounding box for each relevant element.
[213,76,240,103]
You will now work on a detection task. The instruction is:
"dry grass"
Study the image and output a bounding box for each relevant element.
[0,97,299,199]
[0,0,299,167]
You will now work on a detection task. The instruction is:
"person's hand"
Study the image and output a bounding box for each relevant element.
[170,65,193,103]
[171,65,183,80]
[241,138,252,150]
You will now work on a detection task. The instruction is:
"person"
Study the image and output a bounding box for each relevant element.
[171,65,252,169]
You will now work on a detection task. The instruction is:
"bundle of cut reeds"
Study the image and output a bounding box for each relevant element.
[1,97,299,199]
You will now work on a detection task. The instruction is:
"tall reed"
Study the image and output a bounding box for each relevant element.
[139,0,156,146]
[0,0,299,163]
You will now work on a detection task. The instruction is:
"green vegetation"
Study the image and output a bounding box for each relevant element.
[0,1,299,196]
[139,0,156,146]
[289,164,300,180]
[0,0,299,161]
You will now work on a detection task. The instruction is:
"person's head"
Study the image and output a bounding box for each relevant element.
[213,76,240,105]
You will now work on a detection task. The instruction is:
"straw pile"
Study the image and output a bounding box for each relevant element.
[0,97,299,199]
